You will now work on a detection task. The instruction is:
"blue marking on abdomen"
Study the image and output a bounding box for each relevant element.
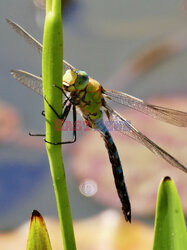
[94,117,131,222]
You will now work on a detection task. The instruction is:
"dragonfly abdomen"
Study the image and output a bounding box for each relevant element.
[95,118,131,222]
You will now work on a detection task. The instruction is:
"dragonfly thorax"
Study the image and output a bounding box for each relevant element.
[63,69,103,126]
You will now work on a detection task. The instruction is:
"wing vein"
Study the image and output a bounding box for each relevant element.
[105,105,187,173]
[104,89,187,127]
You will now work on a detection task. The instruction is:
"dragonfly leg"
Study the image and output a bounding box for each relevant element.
[29,96,71,138]
[68,105,77,143]
[53,85,75,105]
[41,97,68,118]
[45,105,77,145]
[29,95,77,144]
[43,96,62,119]
[29,132,45,136]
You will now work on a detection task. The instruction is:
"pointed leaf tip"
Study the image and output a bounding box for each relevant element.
[31,210,41,218]
[153,176,187,250]
[27,210,52,250]
[163,176,171,182]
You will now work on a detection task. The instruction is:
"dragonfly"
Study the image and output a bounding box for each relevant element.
[6,19,187,222]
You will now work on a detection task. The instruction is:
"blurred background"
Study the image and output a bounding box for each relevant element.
[0,0,187,249]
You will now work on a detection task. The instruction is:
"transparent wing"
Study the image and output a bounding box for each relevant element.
[105,105,187,173]
[6,18,42,54]
[11,69,43,96]
[104,89,187,127]
[6,18,76,72]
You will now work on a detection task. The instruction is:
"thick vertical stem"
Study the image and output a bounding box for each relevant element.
[42,1,76,249]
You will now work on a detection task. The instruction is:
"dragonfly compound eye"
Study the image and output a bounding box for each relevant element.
[75,71,89,90]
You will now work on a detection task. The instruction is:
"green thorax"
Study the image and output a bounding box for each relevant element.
[63,69,103,124]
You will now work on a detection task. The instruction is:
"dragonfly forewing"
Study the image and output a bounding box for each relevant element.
[6,18,76,73]
[6,18,43,55]
[105,105,187,173]
[104,89,187,127]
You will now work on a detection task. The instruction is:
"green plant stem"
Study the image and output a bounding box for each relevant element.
[42,0,76,249]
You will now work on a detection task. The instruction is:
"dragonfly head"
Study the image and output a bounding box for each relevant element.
[63,69,89,91]
[74,70,89,90]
